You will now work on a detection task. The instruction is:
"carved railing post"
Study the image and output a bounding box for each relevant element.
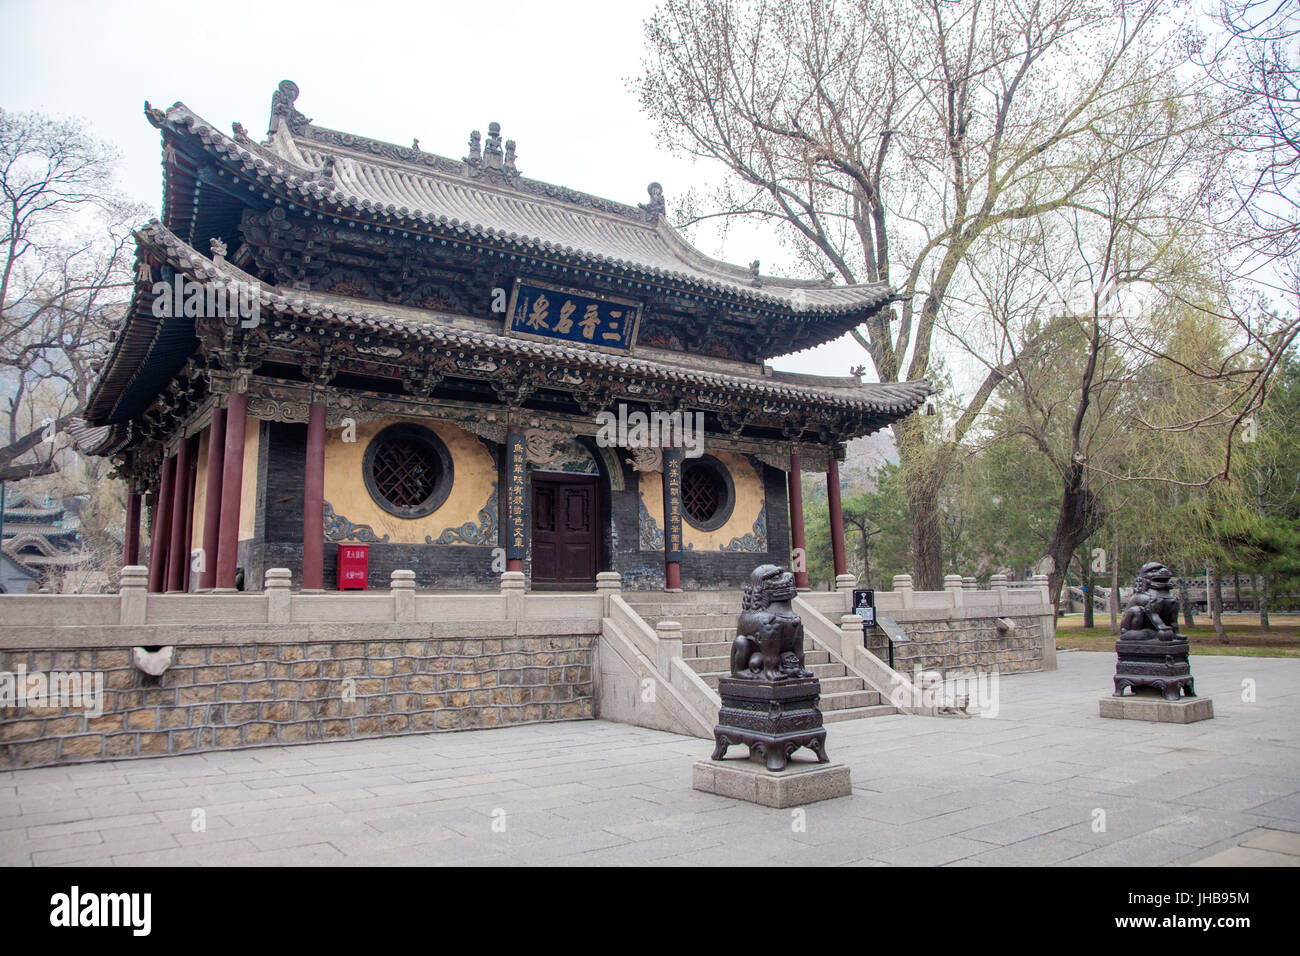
[391,569,415,621]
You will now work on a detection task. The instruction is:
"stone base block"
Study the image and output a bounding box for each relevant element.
[693,756,851,808]
[1099,692,1213,723]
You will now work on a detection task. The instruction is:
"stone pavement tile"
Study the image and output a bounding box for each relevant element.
[1178,780,1299,813]
[962,834,1094,866]
[488,827,633,862]
[246,816,380,852]
[1241,792,1300,821]
[1141,812,1260,852]
[1191,845,1300,866]
[850,786,976,826]
[1240,828,1300,855]
[1056,831,1199,867]
[113,837,259,866]
[21,810,162,840]
[1245,816,1300,833]
[212,841,347,866]
[956,806,1086,846]
[870,834,997,866]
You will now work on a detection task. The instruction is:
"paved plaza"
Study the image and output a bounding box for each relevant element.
[2,651,1298,866]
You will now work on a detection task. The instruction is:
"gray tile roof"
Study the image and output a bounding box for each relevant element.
[156,102,894,316]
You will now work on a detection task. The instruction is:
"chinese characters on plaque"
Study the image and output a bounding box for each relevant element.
[506,430,527,560]
[506,280,640,352]
[662,448,683,562]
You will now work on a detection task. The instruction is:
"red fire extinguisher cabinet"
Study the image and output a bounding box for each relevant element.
[336,544,370,590]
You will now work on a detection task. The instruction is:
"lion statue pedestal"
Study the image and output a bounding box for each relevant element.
[1100,561,1213,723]
[1112,561,1197,702]
[709,564,829,772]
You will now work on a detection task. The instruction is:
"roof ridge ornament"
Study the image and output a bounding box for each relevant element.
[463,122,519,183]
[268,80,311,136]
[749,260,762,288]
[639,182,665,220]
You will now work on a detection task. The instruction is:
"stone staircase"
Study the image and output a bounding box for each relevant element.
[622,591,897,722]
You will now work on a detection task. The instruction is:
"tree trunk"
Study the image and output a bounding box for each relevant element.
[1259,574,1270,631]
[1044,462,1104,618]
[895,420,944,590]
[1079,549,1095,629]
[1109,525,1120,635]
[1209,567,1228,644]
[1178,565,1194,628]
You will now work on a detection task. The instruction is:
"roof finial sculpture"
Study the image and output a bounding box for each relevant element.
[749,260,762,287]
[484,122,504,170]
[412,138,420,151]
[465,129,482,166]
[504,139,517,173]
[268,80,311,136]
[639,182,666,220]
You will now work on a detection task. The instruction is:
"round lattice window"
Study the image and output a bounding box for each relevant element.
[362,424,454,519]
[681,455,735,532]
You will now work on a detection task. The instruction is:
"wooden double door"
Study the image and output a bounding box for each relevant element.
[530,473,600,587]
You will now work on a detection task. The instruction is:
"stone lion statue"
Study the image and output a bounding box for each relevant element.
[1119,561,1183,642]
[730,564,813,681]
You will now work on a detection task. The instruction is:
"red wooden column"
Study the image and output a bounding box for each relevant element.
[788,449,808,590]
[199,408,226,589]
[302,401,326,590]
[181,439,198,591]
[123,490,142,567]
[147,456,175,593]
[827,455,847,579]
[215,392,248,591]
[165,435,192,591]
[662,448,683,590]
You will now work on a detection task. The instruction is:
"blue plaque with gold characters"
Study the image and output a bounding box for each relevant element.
[505,279,641,352]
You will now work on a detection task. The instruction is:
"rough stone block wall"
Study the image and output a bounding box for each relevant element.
[0,635,595,770]
[889,615,1046,675]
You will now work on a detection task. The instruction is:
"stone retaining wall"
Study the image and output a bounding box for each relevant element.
[887,615,1046,675]
[1,634,595,770]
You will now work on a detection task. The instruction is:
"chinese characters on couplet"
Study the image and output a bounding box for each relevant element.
[506,431,527,559]
[507,281,639,351]
[663,449,683,560]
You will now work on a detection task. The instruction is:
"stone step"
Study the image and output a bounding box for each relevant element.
[678,627,735,642]
[680,641,732,659]
[626,603,739,619]
[821,704,898,722]
[681,645,831,668]
[820,690,882,710]
[623,592,743,606]
[696,662,852,686]
[819,676,867,695]
[639,613,740,629]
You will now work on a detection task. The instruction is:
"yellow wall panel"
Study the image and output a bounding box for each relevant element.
[322,416,496,545]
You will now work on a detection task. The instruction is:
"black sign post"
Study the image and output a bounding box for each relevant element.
[852,588,880,662]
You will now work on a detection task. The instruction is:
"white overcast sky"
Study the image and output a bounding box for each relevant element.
[0,0,864,378]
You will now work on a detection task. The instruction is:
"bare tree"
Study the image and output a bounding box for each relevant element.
[638,0,1219,586]
[0,108,141,483]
